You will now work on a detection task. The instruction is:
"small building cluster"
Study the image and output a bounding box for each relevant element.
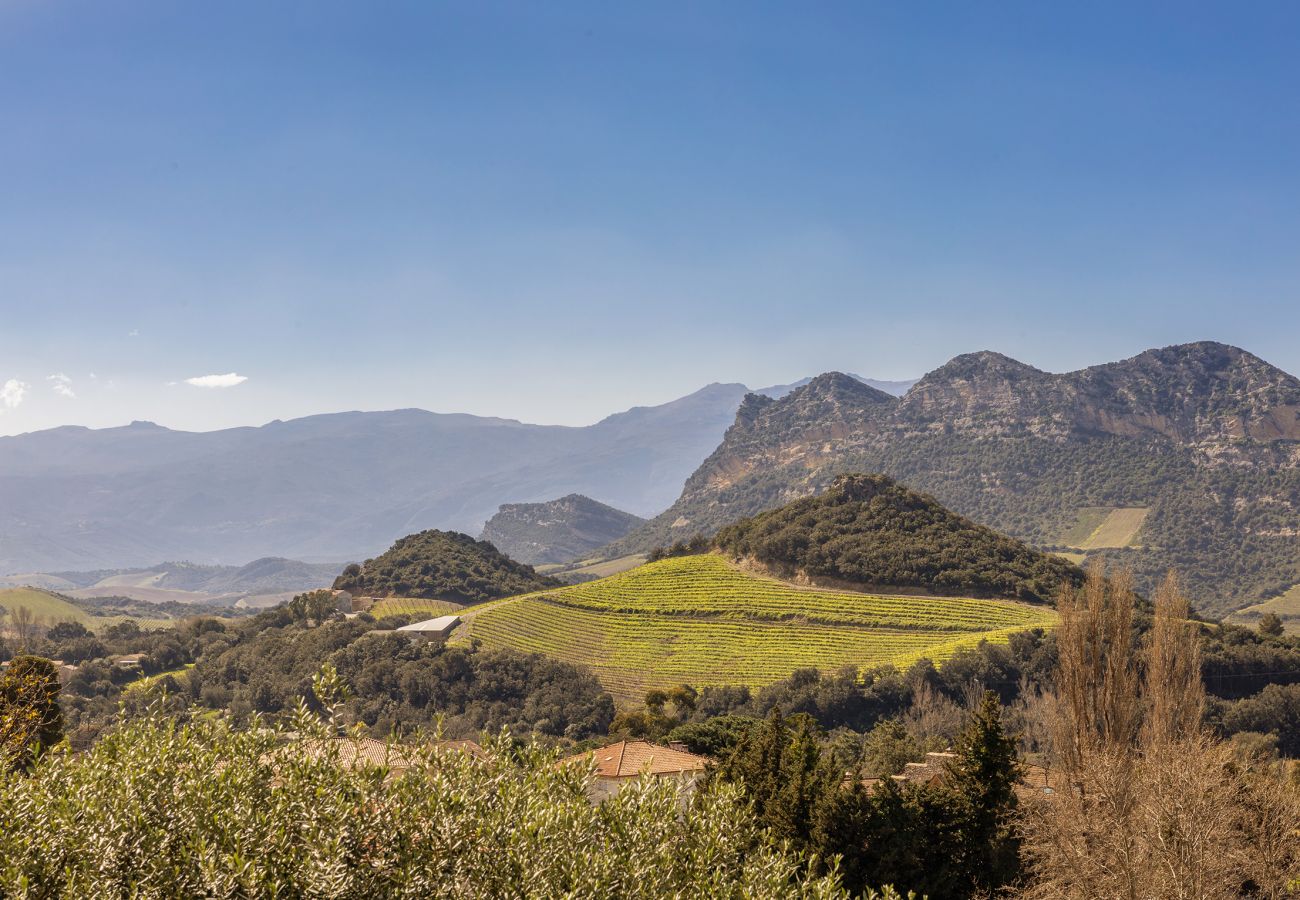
[0,658,79,685]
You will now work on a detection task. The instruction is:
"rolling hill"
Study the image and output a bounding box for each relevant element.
[479,494,645,566]
[606,342,1300,616]
[713,473,1083,602]
[0,587,171,632]
[332,530,559,604]
[456,554,1055,703]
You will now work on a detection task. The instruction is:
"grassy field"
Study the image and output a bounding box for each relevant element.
[0,587,171,633]
[538,554,648,580]
[1229,584,1300,630]
[1080,507,1149,549]
[123,663,196,694]
[1060,507,1113,547]
[458,555,1055,703]
[1060,506,1149,550]
[368,597,465,620]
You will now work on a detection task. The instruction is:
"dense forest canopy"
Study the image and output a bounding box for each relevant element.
[713,473,1084,603]
[332,529,559,603]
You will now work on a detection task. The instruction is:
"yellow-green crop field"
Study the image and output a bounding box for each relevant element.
[458,555,1056,703]
[1060,506,1149,550]
[1229,584,1300,630]
[368,597,465,620]
[123,663,196,694]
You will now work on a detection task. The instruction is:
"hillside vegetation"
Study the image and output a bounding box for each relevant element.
[460,555,1055,702]
[333,530,558,604]
[713,473,1082,603]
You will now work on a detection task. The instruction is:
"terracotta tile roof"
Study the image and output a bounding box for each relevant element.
[893,751,957,785]
[569,740,709,778]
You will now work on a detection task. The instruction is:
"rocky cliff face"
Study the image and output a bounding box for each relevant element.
[479,494,645,566]
[607,342,1300,614]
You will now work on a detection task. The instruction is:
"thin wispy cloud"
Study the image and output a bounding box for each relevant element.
[1,379,29,410]
[184,372,248,389]
[47,373,76,398]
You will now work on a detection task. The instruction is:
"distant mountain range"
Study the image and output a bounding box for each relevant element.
[480,494,645,566]
[0,371,921,574]
[0,557,341,608]
[606,342,1300,615]
[0,380,781,573]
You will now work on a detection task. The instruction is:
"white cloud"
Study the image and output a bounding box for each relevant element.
[1,379,29,410]
[47,373,76,398]
[184,372,248,389]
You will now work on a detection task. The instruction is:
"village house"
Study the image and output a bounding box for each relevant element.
[330,590,353,614]
[891,751,957,788]
[562,739,710,804]
[0,658,78,685]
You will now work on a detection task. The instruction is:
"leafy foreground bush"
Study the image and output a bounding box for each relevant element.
[0,707,898,899]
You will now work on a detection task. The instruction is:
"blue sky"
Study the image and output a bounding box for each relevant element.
[1,1,1298,434]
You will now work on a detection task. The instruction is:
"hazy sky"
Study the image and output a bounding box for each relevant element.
[2,1,1298,435]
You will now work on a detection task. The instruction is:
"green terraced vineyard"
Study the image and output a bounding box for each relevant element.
[368,597,465,620]
[460,555,1055,703]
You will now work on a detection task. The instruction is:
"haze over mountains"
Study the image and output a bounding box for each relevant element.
[0,382,755,572]
[0,373,918,575]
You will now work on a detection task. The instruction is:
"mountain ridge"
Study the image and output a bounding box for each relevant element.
[605,342,1300,614]
[480,494,645,565]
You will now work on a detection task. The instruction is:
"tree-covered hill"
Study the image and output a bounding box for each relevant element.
[713,473,1083,603]
[333,530,559,604]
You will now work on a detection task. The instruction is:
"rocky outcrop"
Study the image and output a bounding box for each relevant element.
[480,494,645,566]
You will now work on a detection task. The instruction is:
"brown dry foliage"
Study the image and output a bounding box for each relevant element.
[1022,566,1300,899]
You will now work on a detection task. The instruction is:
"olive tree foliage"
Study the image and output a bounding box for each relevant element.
[0,656,64,771]
[0,670,861,899]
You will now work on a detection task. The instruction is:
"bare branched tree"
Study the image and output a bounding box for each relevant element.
[1052,563,1140,769]
[1024,566,1300,899]
[9,606,38,652]
[1142,571,1205,748]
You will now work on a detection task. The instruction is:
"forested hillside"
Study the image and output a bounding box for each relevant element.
[610,343,1300,615]
[713,473,1082,602]
[333,530,558,603]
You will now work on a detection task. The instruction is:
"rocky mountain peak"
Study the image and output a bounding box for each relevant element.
[797,371,899,404]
